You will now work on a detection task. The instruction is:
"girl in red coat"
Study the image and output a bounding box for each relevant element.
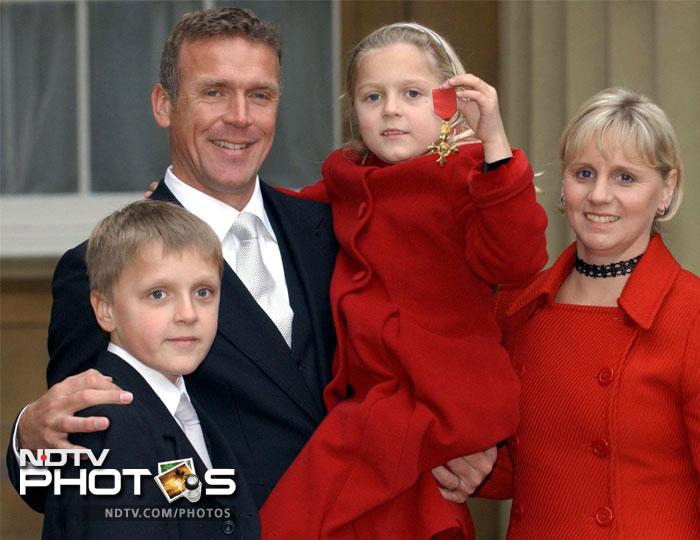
[261,23,548,539]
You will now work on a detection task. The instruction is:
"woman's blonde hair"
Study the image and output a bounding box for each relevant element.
[343,22,473,160]
[559,87,683,221]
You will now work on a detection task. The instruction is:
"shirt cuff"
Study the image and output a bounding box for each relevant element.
[482,157,512,172]
[13,403,32,461]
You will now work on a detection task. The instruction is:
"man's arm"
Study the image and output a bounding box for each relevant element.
[47,242,108,384]
[7,244,132,511]
[22,243,132,449]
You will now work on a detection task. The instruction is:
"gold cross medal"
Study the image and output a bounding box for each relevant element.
[427,87,458,166]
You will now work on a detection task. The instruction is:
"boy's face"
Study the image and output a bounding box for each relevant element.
[91,242,220,383]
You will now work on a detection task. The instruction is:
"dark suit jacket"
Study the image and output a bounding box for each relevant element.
[42,350,259,539]
[8,180,337,516]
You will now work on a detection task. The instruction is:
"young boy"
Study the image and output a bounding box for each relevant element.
[41,200,259,539]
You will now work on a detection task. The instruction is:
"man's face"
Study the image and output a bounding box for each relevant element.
[153,37,280,210]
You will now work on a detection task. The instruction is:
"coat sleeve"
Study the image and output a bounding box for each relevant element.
[473,443,514,500]
[275,179,330,204]
[681,310,700,514]
[47,242,109,386]
[456,148,548,285]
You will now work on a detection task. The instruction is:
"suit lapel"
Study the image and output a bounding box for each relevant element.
[150,179,331,422]
[97,354,203,469]
[261,184,337,389]
[215,247,326,423]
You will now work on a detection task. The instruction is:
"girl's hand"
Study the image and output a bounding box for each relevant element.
[441,74,512,163]
[144,180,159,199]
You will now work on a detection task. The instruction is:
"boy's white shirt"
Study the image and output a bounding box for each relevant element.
[106,342,187,419]
[13,343,207,464]
[107,342,213,470]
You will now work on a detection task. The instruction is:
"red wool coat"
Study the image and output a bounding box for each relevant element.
[478,234,700,539]
[260,145,548,539]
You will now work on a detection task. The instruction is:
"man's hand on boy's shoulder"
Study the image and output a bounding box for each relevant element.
[18,369,133,451]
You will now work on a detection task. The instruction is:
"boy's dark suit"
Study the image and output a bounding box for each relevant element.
[7,181,337,517]
[43,350,258,539]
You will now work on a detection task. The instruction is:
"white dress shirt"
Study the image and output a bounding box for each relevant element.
[108,343,213,469]
[164,167,292,310]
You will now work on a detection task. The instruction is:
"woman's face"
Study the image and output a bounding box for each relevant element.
[562,139,677,263]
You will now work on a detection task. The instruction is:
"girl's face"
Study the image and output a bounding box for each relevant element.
[563,138,677,263]
[353,43,443,164]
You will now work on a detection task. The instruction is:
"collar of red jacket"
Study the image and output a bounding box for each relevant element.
[504,233,681,330]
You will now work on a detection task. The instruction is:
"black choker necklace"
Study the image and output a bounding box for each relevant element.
[574,253,643,278]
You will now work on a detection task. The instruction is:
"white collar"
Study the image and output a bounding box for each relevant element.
[163,167,277,243]
[107,342,188,417]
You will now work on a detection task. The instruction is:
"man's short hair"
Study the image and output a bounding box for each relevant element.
[160,7,281,101]
[86,200,223,297]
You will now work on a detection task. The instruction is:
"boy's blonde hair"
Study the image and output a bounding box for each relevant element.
[86,200,223,297]
[343,22,473,160]
[559,87,683,221]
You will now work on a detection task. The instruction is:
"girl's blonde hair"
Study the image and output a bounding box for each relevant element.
[559,87,684,221]
[343,22,473,160]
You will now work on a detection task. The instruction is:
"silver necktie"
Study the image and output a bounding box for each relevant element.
[229,212,293,347]
[174,393,213,470]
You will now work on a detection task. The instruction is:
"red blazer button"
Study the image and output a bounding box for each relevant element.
[592,438,610,458]
[597,367,614,386]
[511,502,523,520]
[595,506,613,527]
[357,202,368,219]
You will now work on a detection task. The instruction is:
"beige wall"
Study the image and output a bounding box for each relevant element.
[500,0,700,273]
[1,261,55,540]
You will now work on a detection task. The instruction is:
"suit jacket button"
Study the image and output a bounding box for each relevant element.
[595,506,613,526]
[222,519,235,535]
[597,367,614,386]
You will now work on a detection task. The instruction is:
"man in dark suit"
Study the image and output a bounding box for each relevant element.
[8,7,493,531]
[8,8,336,524]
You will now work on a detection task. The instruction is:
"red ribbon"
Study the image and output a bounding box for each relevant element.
[432,88,457,120]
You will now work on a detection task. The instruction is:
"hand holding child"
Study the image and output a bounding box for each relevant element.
[18,369,132,451]
[441,74,512,164]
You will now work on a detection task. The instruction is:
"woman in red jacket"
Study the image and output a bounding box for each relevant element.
[479,87,699,539]
[260,23,547,539]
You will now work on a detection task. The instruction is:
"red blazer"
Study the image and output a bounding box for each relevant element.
[478,234,700,539]
[261,145,548,539]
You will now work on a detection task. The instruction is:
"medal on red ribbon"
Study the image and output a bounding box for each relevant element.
[427,88,459,166]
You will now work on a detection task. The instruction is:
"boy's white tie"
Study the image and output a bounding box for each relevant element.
[228,212,293,347]
[175,392,213,470]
